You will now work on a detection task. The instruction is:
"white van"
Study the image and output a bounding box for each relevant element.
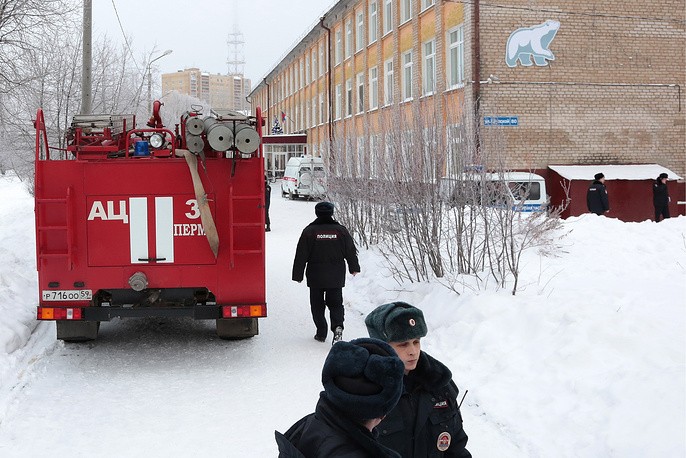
[440,172,548,212]
[281,156,327,200]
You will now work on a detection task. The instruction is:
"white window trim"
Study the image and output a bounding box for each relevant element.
[402,50,413,101]
[369,67,379,110]
[345,19,353,59]
[400,0,413,25]
[446,24,466,90]
[420,0,435,13]
[335,30,342,65]
[369,1,378,44]
[384,58,394,106]
[383,0,393,35]
[356,10,365,52]
[356,72,365,114]
[346,78,353,117]
[423,39,436,96]
[335,84,342,120]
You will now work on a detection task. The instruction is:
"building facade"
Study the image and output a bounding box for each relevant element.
[163,68,252,112]
[250,0,685,179]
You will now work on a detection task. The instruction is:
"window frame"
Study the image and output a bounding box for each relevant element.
[402,50,413,101]
[384,58,394,106]
[383,0,393,35]
[369,66,379,110]
[369,1,378,44]
[356,72,365,114]
[422,39,436,95]
[447,24,465,89]
[356,10,365,52]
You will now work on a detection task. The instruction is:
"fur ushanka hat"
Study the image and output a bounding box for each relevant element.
[315,201,335,217]
[365,301,428,343]
[321,338,404,420]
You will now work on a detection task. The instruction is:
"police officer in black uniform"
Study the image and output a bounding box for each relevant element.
[653,172,670,222]
[292,202,360,344]
[365,302,471,458]
[587,172,610,215]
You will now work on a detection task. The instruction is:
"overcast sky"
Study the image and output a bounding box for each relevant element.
[93,0,336,85]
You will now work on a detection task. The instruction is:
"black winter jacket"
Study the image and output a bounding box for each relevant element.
[292,217,360,288]
[277,395,401,458]
[377,352,471,458]
[653,179,669,207]
[586,180,609,215]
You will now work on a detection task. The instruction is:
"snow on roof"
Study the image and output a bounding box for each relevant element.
[548,164,682,181]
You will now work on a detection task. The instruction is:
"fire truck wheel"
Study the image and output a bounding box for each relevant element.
[56,321,100,342]
[216,318,259,339]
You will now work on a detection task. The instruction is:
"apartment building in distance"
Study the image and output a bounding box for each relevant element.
[250,0,685,219]
[162,68,251,112]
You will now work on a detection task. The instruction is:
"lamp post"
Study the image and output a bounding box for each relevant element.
[147,49,173,111]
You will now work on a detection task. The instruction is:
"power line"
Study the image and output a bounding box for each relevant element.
[110,0,140,72]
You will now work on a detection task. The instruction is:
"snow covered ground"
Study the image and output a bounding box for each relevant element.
[0,173,684,457]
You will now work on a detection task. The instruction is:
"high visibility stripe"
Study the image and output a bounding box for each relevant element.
[155,197,174,263]
[129,197,148,263]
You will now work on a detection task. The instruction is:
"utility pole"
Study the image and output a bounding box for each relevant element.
[81,0,92,115]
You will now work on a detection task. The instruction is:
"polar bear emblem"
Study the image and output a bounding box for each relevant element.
[506,20,560,67]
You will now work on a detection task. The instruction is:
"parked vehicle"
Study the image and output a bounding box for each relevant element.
[281,155,327,200]
[440,172,548,212]
[33,103,267,341]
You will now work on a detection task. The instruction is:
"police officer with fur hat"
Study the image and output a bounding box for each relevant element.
[275,338,405,457]
[292,202,360,344]
[653,172,670,222]
[366,302,471,458]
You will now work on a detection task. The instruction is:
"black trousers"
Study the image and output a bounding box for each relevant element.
[309,287,344,338]
[654,205,670,222]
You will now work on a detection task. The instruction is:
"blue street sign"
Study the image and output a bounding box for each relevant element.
[484,116,519,126]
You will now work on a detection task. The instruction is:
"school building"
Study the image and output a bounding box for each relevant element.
[249,0,685,218]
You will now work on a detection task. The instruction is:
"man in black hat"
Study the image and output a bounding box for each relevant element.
[365,302,471,458]
[275,338,405,457]
[292,202,360,344]
[653,172,670,222]
[587,172,610,215]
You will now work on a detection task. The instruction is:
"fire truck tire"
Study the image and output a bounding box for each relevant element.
[216,318,258,339]
[56,321,100,342]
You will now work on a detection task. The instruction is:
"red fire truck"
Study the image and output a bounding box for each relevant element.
[33,102,267,341]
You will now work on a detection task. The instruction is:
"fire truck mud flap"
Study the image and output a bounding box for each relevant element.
[216,318,258,339]
[57,321,100,342]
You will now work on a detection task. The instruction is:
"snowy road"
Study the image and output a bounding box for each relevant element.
[0,188,373,457]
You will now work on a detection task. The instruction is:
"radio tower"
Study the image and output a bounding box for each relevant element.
[227,25,245,76]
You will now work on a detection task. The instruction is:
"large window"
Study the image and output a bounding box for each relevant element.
[447,25,465,88]
[421,0,434,10]
[356,10,365,52]
[305,55,310,85]
[320,42,326,75]
[319,93,325,124]
[369,67,378,110]
[335,30,342,65]
[401,0,413,24]
[346,78,353,117]
[369,1,378,43]
[356,72,365,114]
[384,58,394,105]
[335,84,342,119]
[423,39,436,95]
[312,49,318,80]
[402,50,413,101]
[383,0,393,35]
[345,19,353,59]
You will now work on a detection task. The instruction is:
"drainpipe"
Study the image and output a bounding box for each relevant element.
[263,77,271,130]
[319,16,334,153]
[473,0,481,156]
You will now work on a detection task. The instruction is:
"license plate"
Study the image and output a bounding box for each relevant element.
[42,290,93,302]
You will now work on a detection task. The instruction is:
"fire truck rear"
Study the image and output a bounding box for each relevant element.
[34,103,267,341]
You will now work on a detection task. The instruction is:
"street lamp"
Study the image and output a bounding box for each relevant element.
[147,49,173,111]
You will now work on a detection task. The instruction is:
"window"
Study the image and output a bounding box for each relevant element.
[312,49,318,80]
[346,78,353,117]
[335,84,342,119]
[369,67,378,110]
[356,72,364,114]
[384,58,394,105]
[423,39,436,95]
[356,10,365,52]
[401,0,412,23]
[319,92,325,124]
[335,30,342,65]
[421,0,434,10]
[447,25,465,88]
[402,51,413,100]
[383,0,393,34]
[320,42,326,75]
[306,99,310,127]
[345,19,353,59]
[299,59,304,89]
[305,55,310,85]
[369,1,378,43]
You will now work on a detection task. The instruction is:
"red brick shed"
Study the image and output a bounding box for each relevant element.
[546,164,684,222]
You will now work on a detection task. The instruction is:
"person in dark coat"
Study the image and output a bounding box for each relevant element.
[265,177,272,232]
[292,202,360,344]
[366,302,472,458]
[276,338,405,458]
[653,172,670,222]
[587,172,610,215]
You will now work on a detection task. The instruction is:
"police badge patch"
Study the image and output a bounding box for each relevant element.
[437,432,451,452]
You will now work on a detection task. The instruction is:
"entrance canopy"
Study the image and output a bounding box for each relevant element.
[548,164,682,181]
